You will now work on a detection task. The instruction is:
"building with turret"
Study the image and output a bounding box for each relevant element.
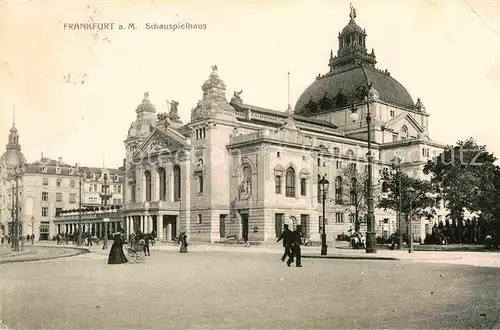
[0,117,125,240]
[121,8,447,243]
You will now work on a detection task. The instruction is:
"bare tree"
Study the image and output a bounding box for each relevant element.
[340,165,380,233]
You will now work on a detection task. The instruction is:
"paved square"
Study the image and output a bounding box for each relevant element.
[1,249,499,329]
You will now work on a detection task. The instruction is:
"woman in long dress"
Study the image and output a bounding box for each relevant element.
[179,232,188,253]
[108,232,128,264]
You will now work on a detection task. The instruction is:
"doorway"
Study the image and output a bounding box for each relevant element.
[219,214,227,238]
[163,215,177,241]
[240,213,249,239]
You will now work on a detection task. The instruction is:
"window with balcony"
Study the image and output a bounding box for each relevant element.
[144,170,152,202]
[158,167,167,201]
[173,165,181,201]
[285,167,296,197]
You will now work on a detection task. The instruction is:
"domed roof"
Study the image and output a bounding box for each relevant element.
[295,66,414,114]
[1,149,27,169]
[341,20,365,36]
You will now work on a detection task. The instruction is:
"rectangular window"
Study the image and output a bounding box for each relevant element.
[117,198,122,205]
[117,185,122,193]
[94,184,98,193]
[198,175,204,193]
[56,208,62,216]
[317,158,321,166]
[70,179,75,188]
[335,212,344,223]
[41,207,48,217]
[69,193,76,203]
[336,161,341,169]
[275,213,284,238]
[56,193,63,202]
[390,110,395,117]
[56,179,62,187]
[300,178,307,196]
[383,218,389,224]
[350,163,357,172]
[197,214,203,224]
[42,192,48,202]
[42,178,49,186]
[393,134,398,142]
[275,175,282,194]
[349,214,355,223]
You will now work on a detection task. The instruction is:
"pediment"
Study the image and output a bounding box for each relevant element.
[381,113,424,133]
[133,126,187,160]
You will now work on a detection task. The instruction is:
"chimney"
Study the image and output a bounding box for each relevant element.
[58,157,63,164]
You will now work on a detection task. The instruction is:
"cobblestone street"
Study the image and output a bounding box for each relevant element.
[1,246,499,329]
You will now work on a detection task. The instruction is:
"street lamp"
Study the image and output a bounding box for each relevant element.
[319,175,329,256]
[391,157,403,249]
[349,63,378,254]
[75,165,88,246]
[9,164,26,252]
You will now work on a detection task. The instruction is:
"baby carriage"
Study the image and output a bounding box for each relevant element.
[126,239,146,263]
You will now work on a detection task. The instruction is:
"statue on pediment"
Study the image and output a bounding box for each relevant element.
[169,100,180,121]
[415,98,426,111]
[231,90,243,104]
[157,112,168,121]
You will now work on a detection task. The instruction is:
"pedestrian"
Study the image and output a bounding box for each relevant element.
[31,234,35,244]
[130,232,136,249]
[56,234,60,245]
[277,224,294,263]
[290,225,303,267]
[1,233,4,244]
[179,232,188,253]
[143,233,151,256]
[242,231,250,247]
[107,232,128,265]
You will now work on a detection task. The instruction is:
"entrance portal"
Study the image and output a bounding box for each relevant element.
[241,213,249,239]
[162,215,177,241]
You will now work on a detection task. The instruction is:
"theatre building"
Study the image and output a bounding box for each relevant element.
[121,8,446,243]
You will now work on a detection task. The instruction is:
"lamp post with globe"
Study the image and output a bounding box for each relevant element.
[349,63,378,254]
[318,175,330,255]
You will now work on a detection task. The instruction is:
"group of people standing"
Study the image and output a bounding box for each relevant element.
[107,230,190,264]
[277,224,303,267]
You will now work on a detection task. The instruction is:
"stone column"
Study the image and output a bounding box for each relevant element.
[166,222,172,241]
[147,215,152,234]
[157,213,163,240]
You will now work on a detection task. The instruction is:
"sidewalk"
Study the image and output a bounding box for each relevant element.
[0,244,88,264]
[12,241,500,268]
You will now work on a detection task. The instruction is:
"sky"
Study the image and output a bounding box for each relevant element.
[0,0,499,169]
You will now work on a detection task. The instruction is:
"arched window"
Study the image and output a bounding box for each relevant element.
[317,174,321,202]
[158,167,166,201]
[401,125,408,140]
[173,165,181,201]
[285,167,296,197]
[335,176,343,204]
[350,178,357,204]
[144,170,152,202]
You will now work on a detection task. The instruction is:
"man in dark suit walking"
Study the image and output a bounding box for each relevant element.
[277,224,294,263]
[290,225,303,267]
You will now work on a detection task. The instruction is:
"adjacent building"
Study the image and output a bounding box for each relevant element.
[121,8,447,243]
[0,120,125,240]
